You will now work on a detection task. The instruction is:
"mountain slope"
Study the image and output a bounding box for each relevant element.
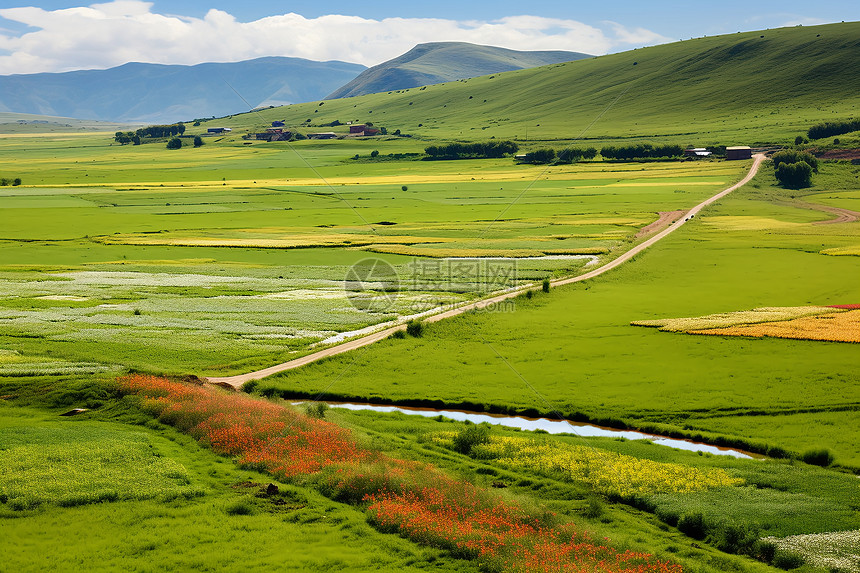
[326,42,591,99]
[0,57,365,124]
[231,22,859,145]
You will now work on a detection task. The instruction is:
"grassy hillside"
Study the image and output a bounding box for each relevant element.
[211,22,860,145]
[326,42,590,99]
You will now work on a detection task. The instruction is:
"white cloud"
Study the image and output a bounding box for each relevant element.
[0,1,671,75]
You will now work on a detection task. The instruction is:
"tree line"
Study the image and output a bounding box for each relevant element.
[599,144,684,160]
[115,123,187,145]
[424,141,519,160]
[518,147,598,164]
[807,119,860,140]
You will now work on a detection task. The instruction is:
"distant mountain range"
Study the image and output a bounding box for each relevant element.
[0,43,593,124]
[0,57,367,124]
[327,42,592,99]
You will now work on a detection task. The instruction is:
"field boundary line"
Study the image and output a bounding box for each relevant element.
[205,154,766,388]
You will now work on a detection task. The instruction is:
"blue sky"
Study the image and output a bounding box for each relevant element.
[0,1,856,74]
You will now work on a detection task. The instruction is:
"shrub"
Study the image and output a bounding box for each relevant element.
[771,149,818,171]
[772,550,805,570]
[304,402,329,419]
[390,330,406,339]
[775,161,813,189]
[801,447,834,467]
[794,135,806,146]
[713,522,759,555]
[520,148,556,164]
[582,495,605,519]
[242,379,259,394]
[371,150,379,158]
[401,185,408,191]
[452,423,491,454]
[406,320,424,337]
[542,278,551,293]
[193,136,204,147]
[166,137,182,150]
[13,178,21,186]
[677,511,707,539]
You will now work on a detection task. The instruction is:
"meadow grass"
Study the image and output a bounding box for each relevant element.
[0,395,479,573]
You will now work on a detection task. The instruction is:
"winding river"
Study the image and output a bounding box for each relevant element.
[315,401,759,459]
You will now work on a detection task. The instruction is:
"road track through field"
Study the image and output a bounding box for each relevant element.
[206,154,766,388]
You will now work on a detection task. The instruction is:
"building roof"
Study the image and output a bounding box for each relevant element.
[726,146,751,150]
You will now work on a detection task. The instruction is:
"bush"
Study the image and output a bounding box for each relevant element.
[801,447,834,467]
[406,320,424,337]
[713,522,759,555]
[775,161,813,189]
[371,150,379,158]
[677,511,707,539]
[241,379,259,394]
[582,495,605,519]
[542,278,551,293]
[794,135,806,146]
[166,137,182,150]
[772,550,805,570]
[193,136,204,148]
[452,423,491,454]
[401,185,408,191]
[304,402,329,419]
[519,148,556,164]
[772,149,818,171]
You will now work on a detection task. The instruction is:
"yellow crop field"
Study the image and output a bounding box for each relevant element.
[692,309,860,343]
[432,434,743,497]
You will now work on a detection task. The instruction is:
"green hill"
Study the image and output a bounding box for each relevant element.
[326,42,590,99]
[214,22,859,145]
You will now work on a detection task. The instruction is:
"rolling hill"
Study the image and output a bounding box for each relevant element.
[216,22,860,145]
[326,42,591,99]
[0,57,366,124]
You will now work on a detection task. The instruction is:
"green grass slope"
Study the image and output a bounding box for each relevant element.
[326,41,590,99]
[218,22,860,145]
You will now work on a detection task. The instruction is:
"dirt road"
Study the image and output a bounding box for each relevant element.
[206,154,766,388]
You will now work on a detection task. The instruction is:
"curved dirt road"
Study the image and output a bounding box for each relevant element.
[207,154,766,388]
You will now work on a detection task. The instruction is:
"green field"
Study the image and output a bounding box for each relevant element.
[257,161,860,468]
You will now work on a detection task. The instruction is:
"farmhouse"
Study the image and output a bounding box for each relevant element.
[255,128,292,141]
[684,148,712,158]
[272,121,285,127]
[726,146,752,160]
[308,132,337,140]
[207,127,232,134]
[349,124,381,136]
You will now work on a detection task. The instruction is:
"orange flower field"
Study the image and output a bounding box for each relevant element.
[118,374,682,573]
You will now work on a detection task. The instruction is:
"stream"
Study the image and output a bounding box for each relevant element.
[316,401,758,459]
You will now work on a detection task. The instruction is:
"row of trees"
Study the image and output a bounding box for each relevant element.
[424,141,519,160]
[166,136,204,149]
[807,119,860,140]
[1,177,22,186]
[771,149,818,189]
[517,147,599,164]
[115,123,187,145]
[599,144,684,160]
